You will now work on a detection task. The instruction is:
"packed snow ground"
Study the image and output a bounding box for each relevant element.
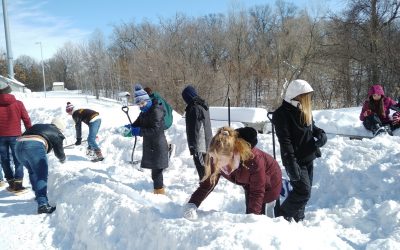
[0,91,399,250]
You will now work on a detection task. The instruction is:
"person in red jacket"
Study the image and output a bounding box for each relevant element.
[0,83,32,193]
[359,84,400,136]
[183,126,282,220]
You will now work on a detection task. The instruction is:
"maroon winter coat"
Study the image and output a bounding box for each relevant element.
[0,93,31,136]
[188,147,282,215]
[359,85,398,123]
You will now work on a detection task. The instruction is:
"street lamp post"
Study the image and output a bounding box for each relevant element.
[36,42,46,97]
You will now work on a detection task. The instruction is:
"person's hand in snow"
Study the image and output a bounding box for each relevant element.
[183,203,198,221]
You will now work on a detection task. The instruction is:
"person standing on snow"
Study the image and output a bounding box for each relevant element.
[359,84,400,136]
[130,84,169,195]
[272,79,327,223]
[15,118,66,214]
[181,85,212,180]
[183,127,282,220]
[66,102,104,162]
[0,82,32,192]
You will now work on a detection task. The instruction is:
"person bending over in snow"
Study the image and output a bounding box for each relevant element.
[14,118,66,214]
[66,102,104,162]
[272,79,327,223]
[183,126,282,220]
[359,84,400,136]
[130,84,169,195]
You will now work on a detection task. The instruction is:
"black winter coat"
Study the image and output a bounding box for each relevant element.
[132,100,168,169]
[185,96,213,155]
[272,100,324,167]
[22,124,66,162]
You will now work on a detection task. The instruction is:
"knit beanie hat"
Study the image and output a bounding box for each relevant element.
[182,85,198,105]
[236,127,258,148]
[66,102,75,113]
[134,84,151,104]
[0,82,12,94]
[51,117,66,132]
[284,79,313,103]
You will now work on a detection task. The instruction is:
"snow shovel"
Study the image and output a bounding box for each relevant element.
[121,106,141,169]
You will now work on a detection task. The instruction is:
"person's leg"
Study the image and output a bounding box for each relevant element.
[87,119,101,150]
[9,136,24,180]
[0,137,13,181]
[192,153,205,180]
[279,164,312,222]
[152,169,164,194]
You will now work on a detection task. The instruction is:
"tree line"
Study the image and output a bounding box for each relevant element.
[1,0,399,113]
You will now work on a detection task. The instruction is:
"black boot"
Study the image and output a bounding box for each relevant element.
[38,204,56,214]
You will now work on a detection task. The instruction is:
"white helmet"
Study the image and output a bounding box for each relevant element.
[284,79,314,103]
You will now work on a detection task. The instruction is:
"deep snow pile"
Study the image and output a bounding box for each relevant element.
[0,91,399,250]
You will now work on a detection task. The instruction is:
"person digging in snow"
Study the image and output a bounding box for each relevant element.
[14,118,66,214]
[130,83,169,195]
[66,102,104,162]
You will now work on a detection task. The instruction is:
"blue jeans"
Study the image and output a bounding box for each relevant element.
[0,136,23,180]
[15,140,49,206]
[88,119,101,150]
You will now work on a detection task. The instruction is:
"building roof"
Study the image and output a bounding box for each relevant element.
[0,75,25,87]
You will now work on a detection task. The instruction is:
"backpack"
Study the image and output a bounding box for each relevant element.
[152,92,173,130]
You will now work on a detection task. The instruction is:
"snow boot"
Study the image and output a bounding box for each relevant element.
[91,149,104,162]
[153,187,165,195]
[86,147,95,157]
[38,204,56,214]
[7,179,28,194]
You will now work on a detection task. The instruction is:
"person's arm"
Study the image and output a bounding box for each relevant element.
[246,157,267,214]
[73,113,82,140]
[19,101,32,129]
[273,112,300,181]
[186,106,201,155]
[53,132,66,162]
[188,161,221,208]
[359,101,371,121]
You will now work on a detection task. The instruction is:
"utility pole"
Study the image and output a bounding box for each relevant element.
[2,0,14,79]
[36,42,46,97]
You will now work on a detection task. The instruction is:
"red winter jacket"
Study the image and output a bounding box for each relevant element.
[188,147,282,215]
[0,94,32,136]
[359,85,398,123]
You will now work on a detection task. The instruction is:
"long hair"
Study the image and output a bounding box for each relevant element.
[296,92,313,126]
[368,95,385,117]
[202,127,253,185]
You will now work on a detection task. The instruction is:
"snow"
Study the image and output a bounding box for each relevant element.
[1,91,399,250]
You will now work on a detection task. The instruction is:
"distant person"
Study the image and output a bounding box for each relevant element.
[183,127,282,220]
[0,82,32,193]
[181,85,212,180]
[131,84,169,194]
[359,84,400,136]
[272,79,327,223]
[15,118,66,214]
[66,102,104,162]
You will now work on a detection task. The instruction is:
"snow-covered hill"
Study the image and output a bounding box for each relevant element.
[0,91,399,250]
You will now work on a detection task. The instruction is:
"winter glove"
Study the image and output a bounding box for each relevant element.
[183,203,198,221]
[315,132,327,148]
[131,126,141,136]
[75,138,82,145]
[285,163,301,182]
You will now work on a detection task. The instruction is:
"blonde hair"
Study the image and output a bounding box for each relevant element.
[296,92,313,126]
[202,127,253,184]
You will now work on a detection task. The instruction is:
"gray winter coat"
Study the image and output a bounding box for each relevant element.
[132,100,169,169]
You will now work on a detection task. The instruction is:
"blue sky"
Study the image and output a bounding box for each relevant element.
[0,0,339,61]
